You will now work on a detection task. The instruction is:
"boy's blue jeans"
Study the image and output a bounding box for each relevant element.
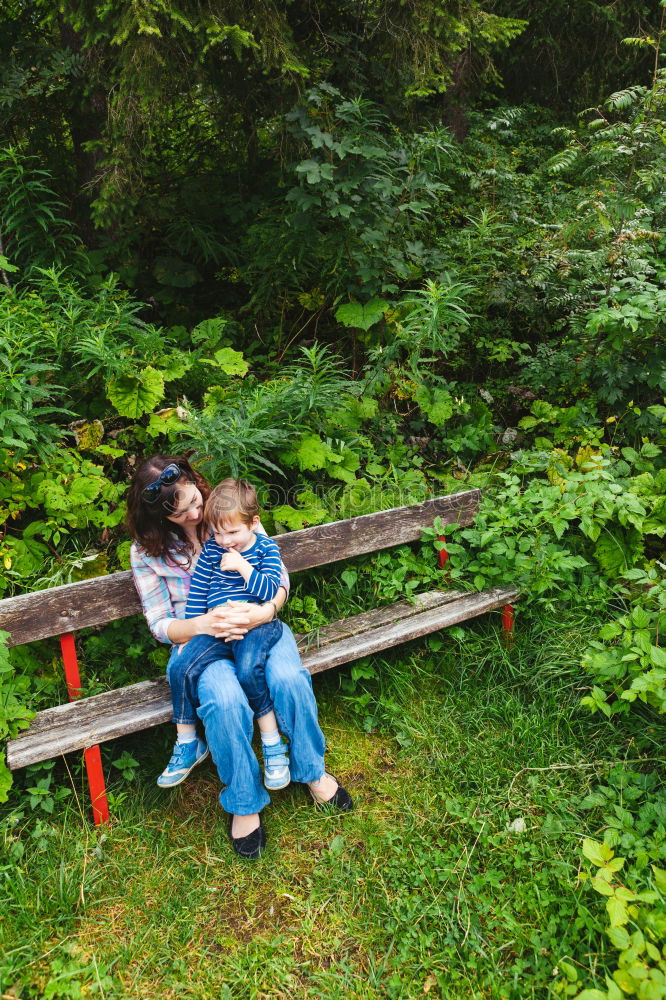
[170,624,327,815]
[167,619,282,725]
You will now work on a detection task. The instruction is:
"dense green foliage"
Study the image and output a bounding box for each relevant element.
[1,2,665,996]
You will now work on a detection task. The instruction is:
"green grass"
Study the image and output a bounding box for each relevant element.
[2,609,663,999]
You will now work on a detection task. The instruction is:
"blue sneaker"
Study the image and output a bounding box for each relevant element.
[157,738,209,788]
[262,741,290,791]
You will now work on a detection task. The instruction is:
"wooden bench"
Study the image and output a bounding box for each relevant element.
[0,490,518,824]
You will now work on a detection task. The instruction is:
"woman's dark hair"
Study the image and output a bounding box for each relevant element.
[126,454,211,563]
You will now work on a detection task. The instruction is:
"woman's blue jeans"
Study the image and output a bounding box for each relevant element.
[167,620,282,724]
[170,624,327,816]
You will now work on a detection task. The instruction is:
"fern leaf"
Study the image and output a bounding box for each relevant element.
[547,148,579,174]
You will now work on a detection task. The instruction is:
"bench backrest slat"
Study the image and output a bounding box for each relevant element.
[272,490,479,572]
[0,489,479,647]
[0,572,143,647]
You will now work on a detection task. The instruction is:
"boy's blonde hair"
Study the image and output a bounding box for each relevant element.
[205,478,259,528]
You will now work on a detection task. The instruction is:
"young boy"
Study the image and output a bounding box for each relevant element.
[158,478,290,791]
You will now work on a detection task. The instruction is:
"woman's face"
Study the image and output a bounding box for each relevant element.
[164,482,204,528]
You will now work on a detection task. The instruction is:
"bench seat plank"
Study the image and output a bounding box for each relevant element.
[6,586,517,770]
[304,586,518,675]
[297,589,467,650]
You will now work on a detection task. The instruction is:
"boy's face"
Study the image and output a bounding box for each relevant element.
[213,513,259,552]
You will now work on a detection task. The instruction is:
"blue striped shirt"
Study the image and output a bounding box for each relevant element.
[184,533,282,618]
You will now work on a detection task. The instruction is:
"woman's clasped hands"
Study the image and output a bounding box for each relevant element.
[196,601,273,642]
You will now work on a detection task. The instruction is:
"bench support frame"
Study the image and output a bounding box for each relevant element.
[502,604,515,645]
[60,633,109,826]
[439,532,515,644]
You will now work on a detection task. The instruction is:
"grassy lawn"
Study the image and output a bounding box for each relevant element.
[2,612,658,999]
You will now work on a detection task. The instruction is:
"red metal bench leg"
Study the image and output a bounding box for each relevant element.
[502,604,515,647]
[60,633,110,826]
[437,534,449,570]
[83,746,110,825]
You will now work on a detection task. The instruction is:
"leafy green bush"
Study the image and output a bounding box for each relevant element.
[581,570,666,719]
[435,443,664,605]
[177,344,356,480]
[0,631,33,803]
[238,84,455,317]
[554,767,666,1000]
[0,147,80,284]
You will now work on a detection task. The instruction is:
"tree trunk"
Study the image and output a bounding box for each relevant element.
[58,16,107,244]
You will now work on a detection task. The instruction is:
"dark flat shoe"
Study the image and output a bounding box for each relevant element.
[308,774,354,813]
[229,818,266,859]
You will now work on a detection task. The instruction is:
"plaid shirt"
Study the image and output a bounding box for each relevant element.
[130,525,289,644]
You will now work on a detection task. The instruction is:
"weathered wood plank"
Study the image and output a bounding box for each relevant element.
[297,590,466,651]
[0,571,143,648]
[0,491,480,646]
[7,686,173,769]
[6,586,517,769]
[273,490,480,573]
[303,587,519,675]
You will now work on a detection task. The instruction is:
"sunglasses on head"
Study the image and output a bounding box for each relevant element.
[141,463,183,504]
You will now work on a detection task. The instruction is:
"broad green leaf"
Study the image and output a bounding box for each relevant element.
[161,354,191,381]
[292,434,334,472]
[612,970,636,994]
[561,961,579,982]
[607,925,630,949]
[145,408,187,440]
[335,298,389,331]
[650,646,666,668]
[93,443,125,458]
[631,606,651,628]
[272,504,327,531]
[327,447,361,483]
[651,865,666,894]
[108,367,165,418]
[582,838,612,867]
[573,991,607,1000]
[580,791,608,809]
[414,386,454,426]
[0,254,19,273]
[606,895,628,927]
[69,477,102,505]
[599,622,623,641]
[190,316,230,347]
[591,876,614,896]
[295,158,322,183]
[637,981,665,1000]
[201,347,249,377]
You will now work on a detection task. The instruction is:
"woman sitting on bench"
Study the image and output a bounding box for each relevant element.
[126,453,352,860]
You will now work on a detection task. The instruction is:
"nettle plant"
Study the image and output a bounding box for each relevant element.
[555,767,666,1000]
[581,568,666,719]
[557,839,666,1000]
[430,440,665,604]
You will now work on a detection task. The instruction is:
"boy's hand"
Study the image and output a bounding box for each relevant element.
[220,549,246,573]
